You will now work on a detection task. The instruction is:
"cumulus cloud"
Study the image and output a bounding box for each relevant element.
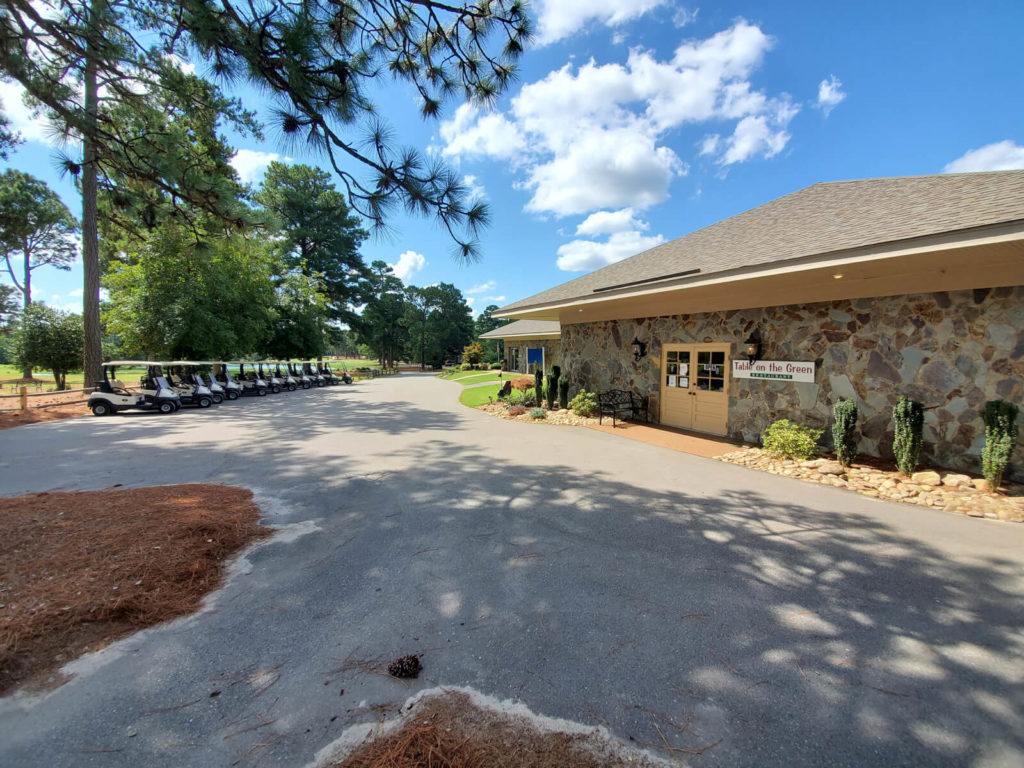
[534,0,669,45]
[576,208,648,236]
[482,295,506,303]
[466,280,496,294]
[462,174,486,201]
[230,149,284,184]
[943,140,1024,173]
[68,288,84,298]
[390,250,426,282]
[0,81,51,144]
[556,230,665,271]
[816,75,846,116]
[442,20,796,217]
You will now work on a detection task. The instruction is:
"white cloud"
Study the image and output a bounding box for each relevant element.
[68,288,84,298]
[390,250,426,282]
[230,149,283,184]
[576,208,648,236]
[943,140,1024,173]
[556,230,665,271]
[534,0,669,45]
[481,295,506,303]
[465,296,476,308]
[816,75,846,116]
[0,80,51,144]
[462,174,486,201]
[673,6,699,27]
[467,280,496,294]
[442,20,795,217]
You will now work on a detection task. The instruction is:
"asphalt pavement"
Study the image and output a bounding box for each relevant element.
[1,373,1022,767]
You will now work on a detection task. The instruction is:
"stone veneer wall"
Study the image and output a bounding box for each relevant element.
[560,286,1023,480]
[505,339,562,373]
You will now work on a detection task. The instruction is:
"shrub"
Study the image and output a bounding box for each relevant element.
[982,400,1019,490]
[522,387,537,407]
[459,363,472,371]
[762,419,823,460]
[534,369,543,402]
[546,373,558,409]
[529,407,546,419]
[510,376,534,390]
[558,378,569,410]
[831,399,859,468]
[507,404,527,416]
[568,389,599,417]
[505,388,526,407]
[490,362,502,370]
[892,396,924,475]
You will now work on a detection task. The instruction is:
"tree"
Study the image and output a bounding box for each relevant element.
[256,162,368,325]
[265,270,331,359]
[14,303,84,389]
[0,170,79,310]
[462,340,483,368]
[404,285,439,371]
[2,0,530,394]
[354,261,409,368]
[0,284,18,332]
[474,303,510,364]
[422,283,474,368]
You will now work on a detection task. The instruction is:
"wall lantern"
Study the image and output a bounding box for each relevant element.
[631,336,647,362]
[744,328,763,363]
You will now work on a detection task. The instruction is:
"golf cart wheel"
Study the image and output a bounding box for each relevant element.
[227,390,239,400]
[172,402,182,411]
[288,383,297,392]
[257,387,267,396]
[302,381,311,390]
[91,402,112,416]
[317,379,326,387]
[198,396,213,408]
[158,401,175,414]
[212,394,224,404]
[272,384,282,394]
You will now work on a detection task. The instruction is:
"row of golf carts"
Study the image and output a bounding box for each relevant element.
[88,360,352,416]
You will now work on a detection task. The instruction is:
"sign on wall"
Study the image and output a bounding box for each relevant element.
[732,360,816,383]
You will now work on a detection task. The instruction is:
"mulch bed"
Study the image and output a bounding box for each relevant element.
[333,691,665,768]
[0,484,270,695]
[0,403,90,430]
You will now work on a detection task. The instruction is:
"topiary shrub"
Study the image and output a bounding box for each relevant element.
[534,369,543,401]
[507,404,527,416]
[892,396,924,475]
[529,407,546,419]
[568,389,599,417]
[558,378,569,410]
[831,399,859,468]
[546,373,558,409]
[982,400,1019,491]
[762,419,823,460]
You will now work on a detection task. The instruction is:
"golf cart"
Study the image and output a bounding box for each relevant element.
[287,361,313,389]
[88,360,181,416]
[147,362,215,409]
[211,363,243,400]
[303,361,328,387]
[270,362,299,391]
[320,361,352,385]
[170,361,225,404]
[231,362,269,397]
[257,362,284,394]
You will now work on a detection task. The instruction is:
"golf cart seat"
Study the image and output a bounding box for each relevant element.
[110,379,131,393]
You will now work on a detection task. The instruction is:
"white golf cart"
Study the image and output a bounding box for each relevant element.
[149,362,214,409]
[271,361,299,391]
[230,362,269,397]
[170,361,225,404]
[88,361,181,416]
[210,362,243,400]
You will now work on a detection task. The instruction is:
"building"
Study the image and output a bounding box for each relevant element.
[495,171,1024,478]
[480,319,561,374]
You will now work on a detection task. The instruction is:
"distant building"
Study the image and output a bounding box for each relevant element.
[480,319,561,375]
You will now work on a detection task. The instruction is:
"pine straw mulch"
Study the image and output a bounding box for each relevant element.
[332,690,666,768]
[0,402,90,430]
[0,484,271,695]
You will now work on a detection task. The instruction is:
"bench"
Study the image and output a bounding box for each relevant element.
[597,389,649,427]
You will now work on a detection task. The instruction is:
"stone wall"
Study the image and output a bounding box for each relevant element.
[560,286,1023,479]
[505,339,562,374]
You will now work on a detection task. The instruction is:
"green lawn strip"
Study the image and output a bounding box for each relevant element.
[457,372,509,386]
[459,384,503,408]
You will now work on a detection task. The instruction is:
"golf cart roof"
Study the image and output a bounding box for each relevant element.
[169,360,213,366]
[105,360,158,367]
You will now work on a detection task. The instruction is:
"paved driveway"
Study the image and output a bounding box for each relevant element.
[1,374,1023,767]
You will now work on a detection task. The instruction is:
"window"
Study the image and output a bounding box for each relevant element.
[696,350,725,392]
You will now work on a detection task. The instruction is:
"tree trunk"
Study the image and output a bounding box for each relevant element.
[81,0,103,391]
[22,246,32,379]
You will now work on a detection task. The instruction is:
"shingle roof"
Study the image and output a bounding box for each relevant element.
[499,170,1024,313]
[479,319,561,339]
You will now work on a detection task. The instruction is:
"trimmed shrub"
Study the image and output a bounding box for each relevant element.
[982,400,1019,490]
[558,378,569,410]
[507,404,527,416]
[548,365,561,409]
[505,388,525,407]
[529,407,546,420]
[534,369,543,401]
[831,399,859,468]
[510,376,534,390]
[490,362,502,369]
[892,396,924,475]
[522,387,538,407]
[459,363,472,371]
[568,389,599,417]
[762,419,823,460]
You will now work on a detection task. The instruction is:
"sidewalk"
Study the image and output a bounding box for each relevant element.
[586,419,746,458]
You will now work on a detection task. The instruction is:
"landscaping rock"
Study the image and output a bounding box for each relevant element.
[911,471,942,486]
[818,462,845,475]
[973,478,991,492]
[942,473,973,487]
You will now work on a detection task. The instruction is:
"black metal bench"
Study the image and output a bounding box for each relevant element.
[597,389,649,427]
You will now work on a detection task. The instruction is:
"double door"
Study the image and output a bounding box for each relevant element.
[660,343,730,435]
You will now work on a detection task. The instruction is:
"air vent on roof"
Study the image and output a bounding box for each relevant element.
[592,268,701,293]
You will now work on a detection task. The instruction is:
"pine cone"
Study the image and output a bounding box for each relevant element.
[387,654,422,679]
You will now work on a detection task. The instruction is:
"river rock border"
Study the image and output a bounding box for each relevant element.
[716,448,1024,522]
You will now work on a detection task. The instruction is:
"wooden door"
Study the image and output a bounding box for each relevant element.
[660,344,694,430]
[660,343,729,436]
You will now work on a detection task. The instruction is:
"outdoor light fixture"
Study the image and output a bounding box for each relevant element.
[744,328,763,363]
[631,336,647,362]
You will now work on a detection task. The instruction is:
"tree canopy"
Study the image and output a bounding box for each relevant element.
[14,302,84,389]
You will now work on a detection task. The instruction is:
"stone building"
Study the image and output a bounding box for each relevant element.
[496,171,1024,478]
[480,319,561,374]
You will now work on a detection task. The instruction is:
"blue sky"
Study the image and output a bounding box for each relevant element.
[2,0,1023,317]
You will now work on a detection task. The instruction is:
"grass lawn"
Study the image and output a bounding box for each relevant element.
[0,364,88,391]
[459,384,503,407]
[455,371,511,386]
